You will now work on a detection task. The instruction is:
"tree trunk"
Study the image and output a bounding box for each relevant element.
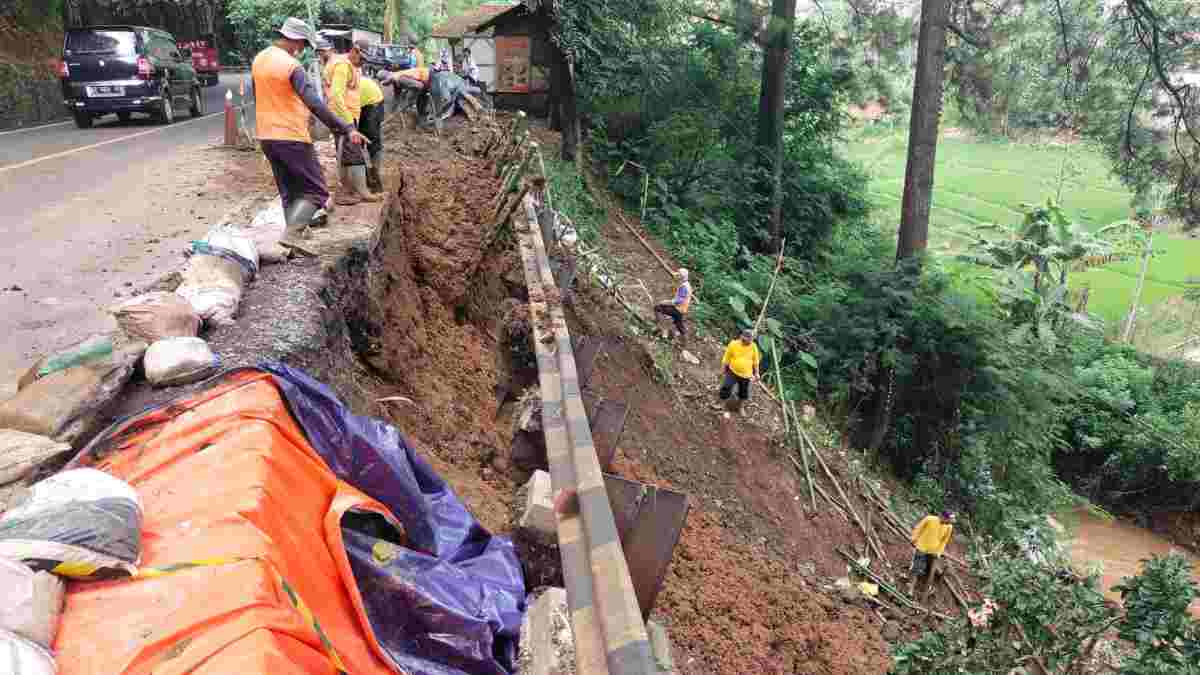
[560,56,580,164]
[756,0,798,250]
[1122,229,1154,343]
[896,0,951,261]
[384,0,396,42]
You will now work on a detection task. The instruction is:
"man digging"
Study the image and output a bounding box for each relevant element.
[907,510,956,601]
[251,18,370,255]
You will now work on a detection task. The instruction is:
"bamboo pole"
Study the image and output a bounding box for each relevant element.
[616,212,675,276]
[752,239,786,336]
[788,401,817,511]
[773,340,789,437]
[800,424,886,562]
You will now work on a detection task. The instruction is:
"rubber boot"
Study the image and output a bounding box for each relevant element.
[350,165,383,202]
[366,165,383,194]
[280,198,319,255]
[335,166,362,206]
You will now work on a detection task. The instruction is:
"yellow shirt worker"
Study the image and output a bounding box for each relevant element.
[719,328,760,410]
[356,75,386,193]
[907,511,955,598]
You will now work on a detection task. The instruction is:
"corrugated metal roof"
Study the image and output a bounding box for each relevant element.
[431,3,518,39]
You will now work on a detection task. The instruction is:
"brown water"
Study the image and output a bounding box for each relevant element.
[1065,509,1200,616]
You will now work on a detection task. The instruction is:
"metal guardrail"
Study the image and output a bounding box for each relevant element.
[514,194,658,674]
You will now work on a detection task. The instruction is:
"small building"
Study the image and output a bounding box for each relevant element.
[430,3,517,93]
[434,2,554,112]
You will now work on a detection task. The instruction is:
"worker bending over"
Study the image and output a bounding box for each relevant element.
[907,510,956,600]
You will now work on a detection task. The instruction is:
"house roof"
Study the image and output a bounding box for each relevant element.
[431,3,518,39]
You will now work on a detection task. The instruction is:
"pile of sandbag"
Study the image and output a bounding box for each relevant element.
[0,468,144,674]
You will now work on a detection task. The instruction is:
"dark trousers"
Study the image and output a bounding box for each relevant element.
[653,303,686,336]
[358,103,384,162]
[719,369,750,401]
[260,139,329,211]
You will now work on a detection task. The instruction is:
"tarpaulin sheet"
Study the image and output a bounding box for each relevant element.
[429,71,469,120]
[57,366,524,675]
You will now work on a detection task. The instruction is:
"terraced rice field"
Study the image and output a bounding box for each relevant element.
[843,129,1200,326]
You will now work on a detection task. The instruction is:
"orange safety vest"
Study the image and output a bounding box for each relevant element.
[677,282,692,313]
[251,45,310,143]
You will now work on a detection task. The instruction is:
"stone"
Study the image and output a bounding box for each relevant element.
[646,620,675,673]
[881,621,902,642]
[518,470,557,541]
[680,349,700,365]
[517,587,575,675]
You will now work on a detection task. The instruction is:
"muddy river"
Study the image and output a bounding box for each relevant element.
[1065,510,1200,616]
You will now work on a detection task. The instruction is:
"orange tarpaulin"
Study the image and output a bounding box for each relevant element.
[54,371,399,675]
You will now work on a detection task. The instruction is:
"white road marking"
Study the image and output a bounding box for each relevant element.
[0,120,73,137]
[0,106,249,174]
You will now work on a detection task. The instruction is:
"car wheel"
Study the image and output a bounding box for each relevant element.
[156,88,175,124]
[73,111,93,129]
[190,87,203,118]
[117,112,132,123]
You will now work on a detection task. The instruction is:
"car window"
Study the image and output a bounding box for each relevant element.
[65,29,138,56]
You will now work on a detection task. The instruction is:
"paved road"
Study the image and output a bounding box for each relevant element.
[0,72,256,398]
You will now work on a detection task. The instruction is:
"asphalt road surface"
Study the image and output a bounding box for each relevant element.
[0,72,257,397]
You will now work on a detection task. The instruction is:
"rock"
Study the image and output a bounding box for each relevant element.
[881,621,902,642]
[680,349,700,365]
[516,588,575,675]
[518,470,556,542]
[646,620,675,673]
[0,430,71,486]
[795,561,817,578]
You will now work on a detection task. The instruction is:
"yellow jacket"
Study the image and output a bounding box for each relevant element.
[721,340,760,379]
[911,515,953,556]
[324,55,360,123]
[359,76,384,107]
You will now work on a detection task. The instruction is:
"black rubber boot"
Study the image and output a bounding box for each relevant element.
[367,166,383,193]
[280,198,318,256]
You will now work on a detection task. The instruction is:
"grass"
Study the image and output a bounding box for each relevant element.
[843,127,1200,332]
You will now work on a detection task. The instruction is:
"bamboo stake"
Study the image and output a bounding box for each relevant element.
[788,454,837,517]
[788,401,817,511]
[773,340,789,438]
[941,573,968,614]
[801,424,886,562]
[616,212,675,276]
[752,239,786,336]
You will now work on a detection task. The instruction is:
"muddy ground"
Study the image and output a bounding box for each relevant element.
[32,113,983,673]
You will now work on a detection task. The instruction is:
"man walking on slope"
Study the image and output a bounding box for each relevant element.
[907,510,956,600]
[719,328,761,414]
[653,268,692,343]
[325,39,381,205]
[252,18,369,252]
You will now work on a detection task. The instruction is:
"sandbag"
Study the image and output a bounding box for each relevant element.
[0,469,142,579]
[0,343,146,445]
[0,431,71,487]
[0,628,56,675]
[247,201,288,265]
[143,338,219,387]
[109,292,200,343]
[0,557,65,648]
[203,226,259,278]
[17,334,113,391]
[175,253,246,327]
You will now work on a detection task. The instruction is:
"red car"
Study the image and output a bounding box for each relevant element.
[177,34,219,87]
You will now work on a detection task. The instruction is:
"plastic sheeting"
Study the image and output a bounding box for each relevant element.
[429,71,469,121]
[260,364,524,674]
[61,366,524,675]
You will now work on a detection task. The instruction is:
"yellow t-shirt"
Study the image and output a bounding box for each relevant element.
[911,515,954,556]
[721,340,760,379]
[359,76,384,107]
[325,57,361,123]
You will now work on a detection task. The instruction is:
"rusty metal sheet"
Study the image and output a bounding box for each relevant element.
[571,335,608,389]
[589,399,628,472]
[603,474,690,619]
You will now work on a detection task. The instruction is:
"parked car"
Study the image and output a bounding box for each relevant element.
[177,34,220,87]
[60,25,204,128]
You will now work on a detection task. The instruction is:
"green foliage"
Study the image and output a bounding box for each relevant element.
[1114,554,1200,673]
[226,0,390,60]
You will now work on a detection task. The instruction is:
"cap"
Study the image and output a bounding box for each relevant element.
[678,268,688,279]
[275,17,318,49]
[353,38,372,52]
[740,328,754,338]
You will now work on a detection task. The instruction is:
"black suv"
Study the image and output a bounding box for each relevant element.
[60,25,204,128]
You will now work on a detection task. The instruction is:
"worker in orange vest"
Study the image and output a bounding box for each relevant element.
[252,18,369,252]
